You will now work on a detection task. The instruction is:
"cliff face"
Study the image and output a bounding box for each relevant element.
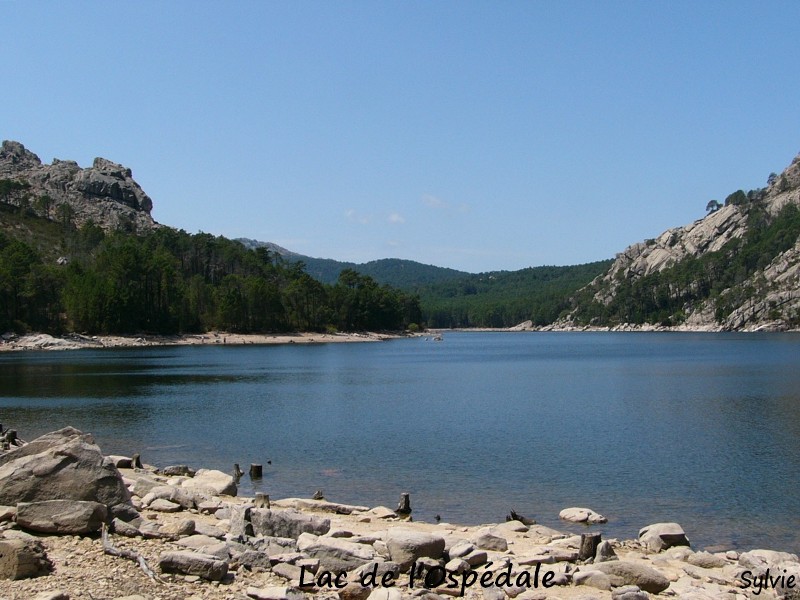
[0,140,159,233]
[572,152,800,331]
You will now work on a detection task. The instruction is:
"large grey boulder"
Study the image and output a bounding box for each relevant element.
[250,508,330,539]
[181,469,237,497]
[638,522,690,552]
[385,529,445,572]
[0,427,131,511]
[158,550,228,581]
[15,500,108,535]
[594,561,670,593]
[296,533,375,572]
[0,537,53,580]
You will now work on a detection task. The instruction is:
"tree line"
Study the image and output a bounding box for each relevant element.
[0,223,422,335]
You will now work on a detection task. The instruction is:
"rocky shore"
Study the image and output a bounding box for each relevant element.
[1,427,797,600]
[0,331,405,352]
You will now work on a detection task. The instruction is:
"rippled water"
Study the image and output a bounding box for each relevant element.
[2,332,800,552]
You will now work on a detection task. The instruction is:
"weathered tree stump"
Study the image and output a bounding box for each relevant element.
[396,492,411,517]
[131,453,143,469]
[312,489,324,500]
[249,464,263,479]
[579,532,602,561]
[233,463,244,479]
[254,493,270,509]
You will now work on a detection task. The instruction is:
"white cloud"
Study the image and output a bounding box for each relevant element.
[422,194,447,208]
[388,212,405,224]
[345,209,370,225]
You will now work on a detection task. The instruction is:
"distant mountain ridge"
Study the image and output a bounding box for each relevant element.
[235,237,470,288]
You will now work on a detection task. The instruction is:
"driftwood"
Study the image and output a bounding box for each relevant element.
[101,523,162,583]
[506,509,536,526]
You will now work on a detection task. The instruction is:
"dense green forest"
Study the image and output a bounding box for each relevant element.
[414,261,613,328]
[571,202,800,327]
[0,206,422,335]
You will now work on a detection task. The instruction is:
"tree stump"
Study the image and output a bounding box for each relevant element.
[396,492,411,517]
[131,453,143,469]
[233,463,244,479]
[579,532,602,561]
[249,464,263,479]
[254,493,270,509]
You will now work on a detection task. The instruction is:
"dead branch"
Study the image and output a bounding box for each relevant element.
[101,523,162,583]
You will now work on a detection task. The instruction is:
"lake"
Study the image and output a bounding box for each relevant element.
[2,331,799,552]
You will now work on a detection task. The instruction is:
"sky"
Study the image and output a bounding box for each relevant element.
[3,1,800,273]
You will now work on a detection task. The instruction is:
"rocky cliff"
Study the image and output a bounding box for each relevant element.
[0,140,159,233]
[567,152,800,331]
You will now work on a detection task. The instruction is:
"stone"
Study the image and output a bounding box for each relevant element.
[159,518,195,536]
[106,455,133,468]
[143,485,200,510]
[111,517,141,537]
[161,465,195,476]
[250,508,330,539]
[738,548,799,570]
[246,586,306,600]
[365,589,401,600]
[0,537,53,580]
[181,469,237,496]
[471,528,508,552]
[0,505,15,521]
[0,427,131,511]
[158,550,228,581]
[272,562,302,581]
[559,507,608,524]
[638,522,690,552]
[297,532,376,572]
[231,548,272,571]
[595,540,618,562]
[687,551,726,569]
[339,581,371,600]
[573,569,612,591]
[148,498,181,513]
[366,506,397,519]
[385,528,445,571]
[594,561,670,593]
[16,500,108,535]
[229,503,254,538]
[611,586,649,600]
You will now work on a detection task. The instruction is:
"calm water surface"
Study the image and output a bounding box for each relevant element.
[2,332,799,552]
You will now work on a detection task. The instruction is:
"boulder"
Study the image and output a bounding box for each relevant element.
[686,551,726,569]
[611,585,649,600]
[573,569,612,591]
[638,522,690,552]
[385,528,445,572]
[181,469,237,496]
[595,540,618,562]
[16,500,108,535]
[559,507,608,524]
[297,533,375,572]
[250,508,330,539]
[0,537,53,580]
[0,427,131,510]
[594,561,670,593]
[158,550,228,581]
[471,528,508,552]
[148,498,181,513]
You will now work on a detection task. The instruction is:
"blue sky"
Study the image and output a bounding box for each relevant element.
[4,2,799,272]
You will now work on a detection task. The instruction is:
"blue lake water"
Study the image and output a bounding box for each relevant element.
[2,332,800,552]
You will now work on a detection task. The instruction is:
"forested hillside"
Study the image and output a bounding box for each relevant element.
[416,261,612,328]
[0,208,421,335]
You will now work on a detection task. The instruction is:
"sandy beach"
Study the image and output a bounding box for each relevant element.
[0,331,408,352]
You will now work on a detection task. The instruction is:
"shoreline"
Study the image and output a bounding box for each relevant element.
[0,331,410,353]
[3,322,798,353]
[2,428,797,599]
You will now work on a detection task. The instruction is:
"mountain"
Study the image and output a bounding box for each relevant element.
[0,140,158,234]
[235,238,469,288]
[565,152,800,331]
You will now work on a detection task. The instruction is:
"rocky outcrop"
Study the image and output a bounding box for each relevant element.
[0,140,159,233]
[569,151,800,331]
